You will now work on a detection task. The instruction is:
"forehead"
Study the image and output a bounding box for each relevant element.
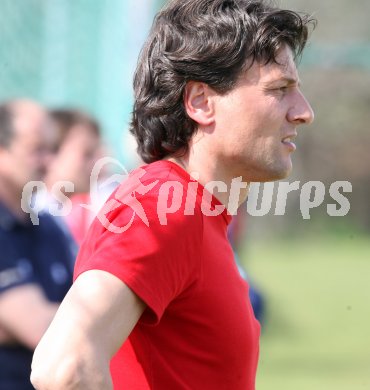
[13,103,46,133]
[12,104,52,147]
[242,46,299,85]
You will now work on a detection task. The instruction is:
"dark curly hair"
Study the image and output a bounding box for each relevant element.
[130,0,316,163]
[49,108,100,153]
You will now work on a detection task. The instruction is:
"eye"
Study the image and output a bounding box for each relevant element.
[277,86,288,92]
[265,84,293,98]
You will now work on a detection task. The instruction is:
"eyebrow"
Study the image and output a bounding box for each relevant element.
[264,77,301,87]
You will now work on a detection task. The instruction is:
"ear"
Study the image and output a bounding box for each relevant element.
[184,81,215,126]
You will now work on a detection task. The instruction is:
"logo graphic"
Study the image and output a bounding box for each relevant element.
[88,165,159,233]
[20,156,353,230]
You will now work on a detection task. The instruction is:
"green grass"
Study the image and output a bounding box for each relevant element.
[241,234,370,390]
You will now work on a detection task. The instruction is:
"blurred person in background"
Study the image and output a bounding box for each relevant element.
[31,0,314,389]
[42,108,104,244]
[0,99,75,390]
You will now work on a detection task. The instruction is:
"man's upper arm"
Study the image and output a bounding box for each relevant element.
[31,269,146,390]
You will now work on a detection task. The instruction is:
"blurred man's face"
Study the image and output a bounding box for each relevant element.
[47,124,101,194]
[0,102,52,193]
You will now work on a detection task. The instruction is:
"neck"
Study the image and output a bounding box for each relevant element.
[167,147,249,214]
[0,178,28,220]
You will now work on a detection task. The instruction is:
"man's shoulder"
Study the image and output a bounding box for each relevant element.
[120,160,191,191]
[114,160,203,218]
[88,160,204,238]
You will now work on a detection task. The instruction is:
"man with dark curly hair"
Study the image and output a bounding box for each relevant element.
[31,1,315,389]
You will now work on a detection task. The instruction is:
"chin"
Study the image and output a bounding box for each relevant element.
[277,166,292,179]
[239,157,293,182]
[254,166,292,182]
[272,159,293,180]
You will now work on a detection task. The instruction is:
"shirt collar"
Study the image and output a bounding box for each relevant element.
[0,202,35,230]
[0,202,19,230]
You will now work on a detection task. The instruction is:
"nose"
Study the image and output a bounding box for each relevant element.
[37,146,54,178]
[42,148,55,167]
[287,90,314,125]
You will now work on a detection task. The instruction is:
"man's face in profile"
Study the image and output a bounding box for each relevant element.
[211,45,314,182]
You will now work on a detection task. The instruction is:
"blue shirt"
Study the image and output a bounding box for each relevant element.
[0,203,75,389]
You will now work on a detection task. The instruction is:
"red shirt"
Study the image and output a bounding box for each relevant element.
[74,160,260,389]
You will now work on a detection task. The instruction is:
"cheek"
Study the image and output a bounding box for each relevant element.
[20,152,38,174]
[71,156,93,184]
[54,154,78,181]
[244,98,280,131]
[250,105,285,145]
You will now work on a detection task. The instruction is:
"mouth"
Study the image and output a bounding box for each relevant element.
[281,133,297,151]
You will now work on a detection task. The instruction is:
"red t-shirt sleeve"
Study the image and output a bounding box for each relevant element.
[74,189,203,325]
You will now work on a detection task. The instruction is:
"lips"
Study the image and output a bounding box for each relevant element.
[281,133,297,151]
